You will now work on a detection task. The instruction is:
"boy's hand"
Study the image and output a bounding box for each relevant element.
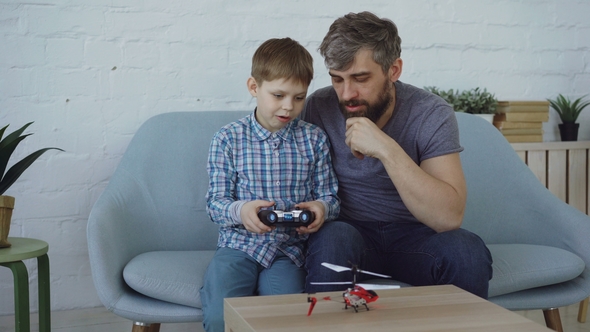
[294,201,325,234]
[241,200,275,234]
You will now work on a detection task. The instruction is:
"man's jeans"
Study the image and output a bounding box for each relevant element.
[305,220,493,298]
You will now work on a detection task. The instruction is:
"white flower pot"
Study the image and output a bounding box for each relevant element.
[474,114,494,123]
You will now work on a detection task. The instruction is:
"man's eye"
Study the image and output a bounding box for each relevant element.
[274,94,283,98]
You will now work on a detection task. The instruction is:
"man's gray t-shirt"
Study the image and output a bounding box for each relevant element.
[302,81,463,223]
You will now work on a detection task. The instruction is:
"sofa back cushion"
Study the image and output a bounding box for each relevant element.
[114,111,250,250]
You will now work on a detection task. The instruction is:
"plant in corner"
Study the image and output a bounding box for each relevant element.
[425,86,498,123]
[0,122,63,248]
[547,94,590,142]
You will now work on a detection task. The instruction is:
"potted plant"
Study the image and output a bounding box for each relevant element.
[0,122,63,248]
[425,86,498,123]
[547,94,590,141]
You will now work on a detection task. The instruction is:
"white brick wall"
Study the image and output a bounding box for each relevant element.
[0,0,589,315]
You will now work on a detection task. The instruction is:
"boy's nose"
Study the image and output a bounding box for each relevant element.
[282,99,294,111]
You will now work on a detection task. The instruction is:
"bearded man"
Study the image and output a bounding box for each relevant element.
[302,11,493,298]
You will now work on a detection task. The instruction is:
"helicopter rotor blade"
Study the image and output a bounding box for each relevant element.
[356,283,400,290]
[309,281,353,285]
[310,282,400,290]
[321,262,392,279]
[321,262,352,273]
[357,269,392,279]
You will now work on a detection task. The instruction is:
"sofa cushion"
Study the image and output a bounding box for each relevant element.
[488,244,584,298]
[123,250,216,308]
[122,244,584,306]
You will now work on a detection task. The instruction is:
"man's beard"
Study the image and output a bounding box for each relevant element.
[339,80,394,123]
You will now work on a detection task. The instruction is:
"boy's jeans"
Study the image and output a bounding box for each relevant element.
[200,247,305,332]
[305,220,493,298]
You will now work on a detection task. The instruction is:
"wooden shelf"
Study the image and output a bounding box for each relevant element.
[511,141,590,151]
[511,141,590,215]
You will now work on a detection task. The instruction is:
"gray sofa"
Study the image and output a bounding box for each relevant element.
[87,111,590,332]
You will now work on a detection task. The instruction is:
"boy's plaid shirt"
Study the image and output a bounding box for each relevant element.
[206,112,339,268]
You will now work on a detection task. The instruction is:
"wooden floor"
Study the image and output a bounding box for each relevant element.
[1,303,590,331]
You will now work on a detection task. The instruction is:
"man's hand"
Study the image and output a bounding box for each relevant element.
[345,117,394,160]
[294,200,326,234]
[241,200,275,234]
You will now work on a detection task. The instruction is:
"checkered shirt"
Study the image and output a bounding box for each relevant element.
[206,112,339,268]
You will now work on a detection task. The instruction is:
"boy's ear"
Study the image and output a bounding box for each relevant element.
[247,77,258,97]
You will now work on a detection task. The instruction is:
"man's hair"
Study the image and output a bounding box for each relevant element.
[251,38,314,86]
[319,11,402,73]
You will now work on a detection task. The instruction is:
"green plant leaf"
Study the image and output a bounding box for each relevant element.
[0,147,64,195]
[0,134,32,182]
[0,122,33,151]
[548,94,590,123]
[0,123,35,181]
[0,125,8,142]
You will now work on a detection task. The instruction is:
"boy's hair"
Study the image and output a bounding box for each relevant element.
[251,38,314,86]
[319,11,402,74]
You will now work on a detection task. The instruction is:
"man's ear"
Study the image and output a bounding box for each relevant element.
[388,58,403,82]
[247,77,258,97]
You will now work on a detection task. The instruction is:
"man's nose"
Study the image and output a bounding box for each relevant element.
[341,81,358,101]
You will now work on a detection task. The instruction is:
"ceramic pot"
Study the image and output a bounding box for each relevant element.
[0,195,15,248]
[559,122,579,142]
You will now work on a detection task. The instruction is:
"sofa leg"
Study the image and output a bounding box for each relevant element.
[578,297,589,323]
[543,308,563,332]
[132,322,161,332]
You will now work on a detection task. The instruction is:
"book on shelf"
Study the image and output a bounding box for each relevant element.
[493,121,543,130]
[498,128,543,135]
[503,134,543,143]
[494,112,549,122]
[496,100,550,113]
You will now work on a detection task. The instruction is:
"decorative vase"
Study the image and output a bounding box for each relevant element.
[558,122,579,142]
[0,195,15,248]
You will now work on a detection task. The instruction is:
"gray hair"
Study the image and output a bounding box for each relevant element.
[319,11,402,73]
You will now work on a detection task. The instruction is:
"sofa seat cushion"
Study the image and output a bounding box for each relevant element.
[123,250,216,308]
[488,244,584,298]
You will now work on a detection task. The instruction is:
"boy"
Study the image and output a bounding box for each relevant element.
[200,37,340,332]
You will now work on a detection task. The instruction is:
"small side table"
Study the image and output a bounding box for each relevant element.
[0,237,50,332]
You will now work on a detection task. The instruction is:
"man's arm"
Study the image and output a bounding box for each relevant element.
[345,117,466,232]
[388,152,466,232]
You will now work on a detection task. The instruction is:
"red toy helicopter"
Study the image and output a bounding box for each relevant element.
[307,262,399,315]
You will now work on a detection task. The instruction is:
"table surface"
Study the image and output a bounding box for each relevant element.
[0,237,49,263]
[224,284,551,332]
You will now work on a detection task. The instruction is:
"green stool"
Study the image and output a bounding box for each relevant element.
[0,237,50,332]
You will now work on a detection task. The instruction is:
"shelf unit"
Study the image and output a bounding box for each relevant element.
[511,141,590,215]
[511,141,590,323]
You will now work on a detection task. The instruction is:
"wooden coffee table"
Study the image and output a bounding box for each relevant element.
[224,284,551,331]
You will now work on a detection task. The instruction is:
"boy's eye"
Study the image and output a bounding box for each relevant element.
[273,94,283,98]
[296,96,305,101]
